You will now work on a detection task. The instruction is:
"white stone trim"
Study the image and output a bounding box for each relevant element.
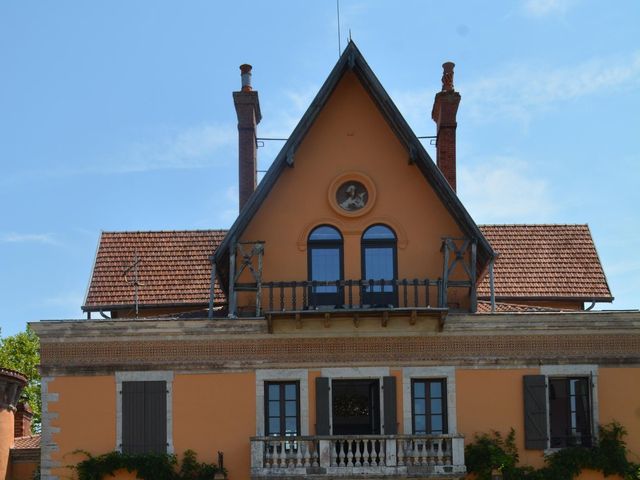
[40,376,60,480]
[402,366,457,435]
[115,371,174,453]
[541,364,599,452]
[320,367,390,434]
[256,369,309,436]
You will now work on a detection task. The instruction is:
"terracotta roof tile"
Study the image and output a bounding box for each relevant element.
[477,224,612,301]
[13,435,40,449]
[83,230,227,310]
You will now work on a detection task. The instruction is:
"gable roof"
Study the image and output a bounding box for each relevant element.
[82,230,226,312]
[213,41,495,279]
[477,224,613,302]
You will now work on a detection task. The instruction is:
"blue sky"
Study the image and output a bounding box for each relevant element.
[1,0,639,337]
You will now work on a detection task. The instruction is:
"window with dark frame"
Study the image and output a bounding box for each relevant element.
[549,377,592,448]
[411,379,447,435]
[121,380,167,454]
[265,381,300,438]
[308,225,344,307]
[361,224,398,307]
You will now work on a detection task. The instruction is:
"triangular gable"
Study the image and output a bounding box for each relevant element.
[214,41,495,283]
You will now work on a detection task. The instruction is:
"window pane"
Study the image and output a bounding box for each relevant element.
[309,226,341,241]
[430,381,442,398]
[414,415,426,433]
[285,384,297,400]
[285,400,296,416]
[364,247,394,292]
[431,415,443,433]
[414,398,426,415]
[311,248,340,292]
[285,417,297,435]
[269,418,280,435]
[413,382,425,398]
[363,225,395,240]
[268,384,280,400]
[431,398,443,415]
[269,401,280,417]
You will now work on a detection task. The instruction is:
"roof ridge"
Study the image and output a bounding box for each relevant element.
[479,223,589,227]
[101,229,229,234]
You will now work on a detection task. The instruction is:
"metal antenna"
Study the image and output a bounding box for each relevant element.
[123,251,144,317]
[337,0,341,56]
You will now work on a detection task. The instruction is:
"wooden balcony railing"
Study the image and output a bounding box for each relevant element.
[250,434,466,477]
[236,279,448,316]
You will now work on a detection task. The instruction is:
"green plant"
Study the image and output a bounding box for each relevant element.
[465,422,640,480]
[74,449,225,480]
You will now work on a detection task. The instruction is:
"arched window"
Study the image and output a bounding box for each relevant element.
[361,224,397,307]
[308,225,344,307]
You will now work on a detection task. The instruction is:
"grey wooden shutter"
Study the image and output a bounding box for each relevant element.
[144,381,167,453]
[315,377,330,435]
[383,376,397,434]
[122,381,146,454]
[523,375,548,449]
[122,381,167,454]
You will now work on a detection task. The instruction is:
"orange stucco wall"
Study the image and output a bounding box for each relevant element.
[456,367,545,468]
[173,372,255,480]
[8,460,39,480]
[238,70,470,311]
[0,409,12,480]
[47,373,255,480]
[308,370,321,435]
[48,376,117,478]
[598,367,640,458]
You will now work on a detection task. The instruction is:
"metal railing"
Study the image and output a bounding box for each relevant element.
[250,434,466,477]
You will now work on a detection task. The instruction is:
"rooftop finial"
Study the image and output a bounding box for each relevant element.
[240,64,253,92]
[441,62,455,92]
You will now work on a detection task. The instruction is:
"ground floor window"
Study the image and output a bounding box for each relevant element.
[411,379,447,434]
[549,377,592,448]
[265,381,300,437]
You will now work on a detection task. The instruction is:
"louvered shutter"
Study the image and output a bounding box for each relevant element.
[122,381,167,454]
[144,381,167,453]
[122,381,146,454]
[315,377,330,435]
[523,375,548,449]
[383,376,397,434]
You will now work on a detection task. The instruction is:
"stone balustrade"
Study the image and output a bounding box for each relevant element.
[250,434,466,478]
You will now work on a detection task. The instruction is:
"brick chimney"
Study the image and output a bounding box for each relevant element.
[233,64,262,211]
[431,62,461,192]
[14,402,32,437]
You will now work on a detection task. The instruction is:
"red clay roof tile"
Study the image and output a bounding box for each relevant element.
[83,230,227,310]
[13,435,40,449]
[477,224,612,301]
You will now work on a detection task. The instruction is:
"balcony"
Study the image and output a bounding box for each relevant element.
[250,434,466,479]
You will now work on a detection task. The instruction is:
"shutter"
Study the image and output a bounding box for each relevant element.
[122,381,146,454]
[144,381,167,453]
[523,375,548,450]
[383,376,397,434]
[315,377,330,435]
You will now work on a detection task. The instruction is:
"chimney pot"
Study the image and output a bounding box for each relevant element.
[240,64,253,92]
[441,62,455,92]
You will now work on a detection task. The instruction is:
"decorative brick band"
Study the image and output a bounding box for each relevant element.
[40,333,640,374]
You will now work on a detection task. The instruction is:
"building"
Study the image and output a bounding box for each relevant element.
[30,42,639,480]
[0,369,39,480]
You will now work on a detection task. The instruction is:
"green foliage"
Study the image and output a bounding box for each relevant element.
[0,326,41,432]
[465,422,640,480]
[74,449,226,480]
